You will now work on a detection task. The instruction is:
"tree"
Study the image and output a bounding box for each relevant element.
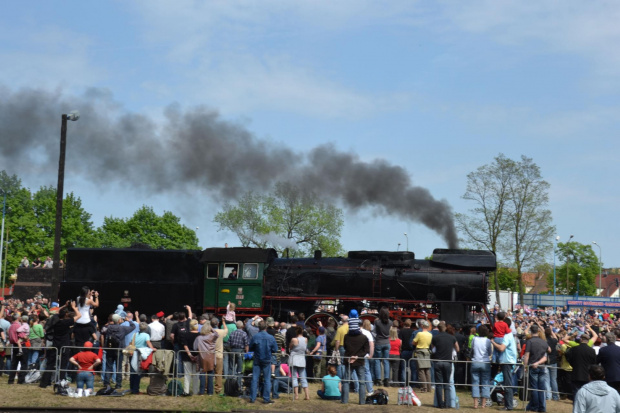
[214,182,344,257]
[505,156,555,305]
[0,173,97,282]
[32,186,98,255]
[489,266,519,291]
[95,206,200,250]
[547,241,599,296]
[456,154,515,306]
[456,155,555,305]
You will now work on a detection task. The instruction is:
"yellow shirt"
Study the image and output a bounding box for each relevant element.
[413,331,432,349]
[558,343,573,371]
[332,324,349,348]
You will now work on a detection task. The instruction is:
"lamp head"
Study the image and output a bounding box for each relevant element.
[555,236,560,241]
[404,233,407,236]
[592,241,598,245]
[67,110,80,121]
[569,234,574,240]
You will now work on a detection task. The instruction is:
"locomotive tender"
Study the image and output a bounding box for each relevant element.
[59,246,495,325]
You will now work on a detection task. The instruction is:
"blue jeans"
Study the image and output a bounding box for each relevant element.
[341,364,366,404]
[545,364,558,401]
[228,348,244,385]
[337,347,346,379]
[129,354,141,394]
[364,359,373,393]
[103,350,123,389]
[76,371,95,389]
[291,365,308,388]
[28,350,40,366]
[317,389,340,400]
[199,370,214,395]
[501,363,515,410]
[174,343,184,376]
[433,361,451,408]
[470,362,491,398]
[527,367,547,412]
[250,360,272,402]
[373,343,390,381]
[400,350,413,383]
[272,375,289,398]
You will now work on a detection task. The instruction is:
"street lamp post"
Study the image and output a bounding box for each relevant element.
[508,288,512,311]
[576,273,582,298]
[0,189,5,300]
[566,234,574,294]
[403,233,409,252]
[593,241,602,295]
[553,236,560,308]
[397,243,401,251]
[52,111,79,300]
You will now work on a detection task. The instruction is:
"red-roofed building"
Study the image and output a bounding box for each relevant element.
[596,273,620,297]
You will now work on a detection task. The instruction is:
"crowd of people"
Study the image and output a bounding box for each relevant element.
[3,291,620,410]
[18,256,64,269]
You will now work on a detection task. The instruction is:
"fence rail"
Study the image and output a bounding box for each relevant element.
[2,343,573,409]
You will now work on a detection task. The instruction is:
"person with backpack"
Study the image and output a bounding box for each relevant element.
[100,313,139,394]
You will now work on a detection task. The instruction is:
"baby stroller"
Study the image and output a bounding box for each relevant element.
[484,365,523,409]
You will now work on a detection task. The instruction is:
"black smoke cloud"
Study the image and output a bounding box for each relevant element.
[0,86,458,248]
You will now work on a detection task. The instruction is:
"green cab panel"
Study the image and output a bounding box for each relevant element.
[203,262,265,311]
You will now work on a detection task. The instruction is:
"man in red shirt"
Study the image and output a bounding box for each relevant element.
[7,314,28,384]
[69,341,101,397]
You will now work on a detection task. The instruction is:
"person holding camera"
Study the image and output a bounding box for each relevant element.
[74,287,99,347]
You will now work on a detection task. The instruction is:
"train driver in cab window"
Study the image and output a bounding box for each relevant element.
[228,269,238,280]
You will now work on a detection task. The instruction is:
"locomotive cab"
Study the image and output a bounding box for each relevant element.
[201,247,277,316]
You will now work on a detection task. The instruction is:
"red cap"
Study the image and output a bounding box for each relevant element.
[83,341,93,348]
[156,311,165,318]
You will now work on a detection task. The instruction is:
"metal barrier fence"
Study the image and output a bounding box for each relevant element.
[1,345,572,407]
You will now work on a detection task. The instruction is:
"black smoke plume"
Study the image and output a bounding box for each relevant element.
[0,86,458,248]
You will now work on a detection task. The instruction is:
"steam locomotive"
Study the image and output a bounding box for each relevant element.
[58,246,495,326]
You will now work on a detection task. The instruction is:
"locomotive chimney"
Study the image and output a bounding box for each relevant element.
[314,250,322,260]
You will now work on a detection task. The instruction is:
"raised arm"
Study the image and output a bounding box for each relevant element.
[70,301,81,322]
[89,291,99,308]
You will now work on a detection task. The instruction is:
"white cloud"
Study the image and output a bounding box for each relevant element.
[437,1,620,78]
[0,25,104,91]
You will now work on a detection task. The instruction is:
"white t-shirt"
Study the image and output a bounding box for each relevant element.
[149,320,165,341]
[76,298,91,324]
[361,328,374,358]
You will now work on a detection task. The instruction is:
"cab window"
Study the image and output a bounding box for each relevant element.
[223,264,239,279]
[243,263,258,279]
[206,263,219,279]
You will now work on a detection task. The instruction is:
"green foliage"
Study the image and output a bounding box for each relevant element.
[214,181,344,257]
[0,170,200,286]
[546,241,599,296]
[489,266,519,290]
[96,206,200,250]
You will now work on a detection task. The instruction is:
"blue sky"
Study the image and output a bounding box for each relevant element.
[2,1,619,266]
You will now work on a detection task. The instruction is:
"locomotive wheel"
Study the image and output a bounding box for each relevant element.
[305,312,339,335]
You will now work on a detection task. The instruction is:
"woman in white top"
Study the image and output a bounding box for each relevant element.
[73,286,99,346]
[76,286,99,324]
[289,326,310,400]
[470,325,493,409]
